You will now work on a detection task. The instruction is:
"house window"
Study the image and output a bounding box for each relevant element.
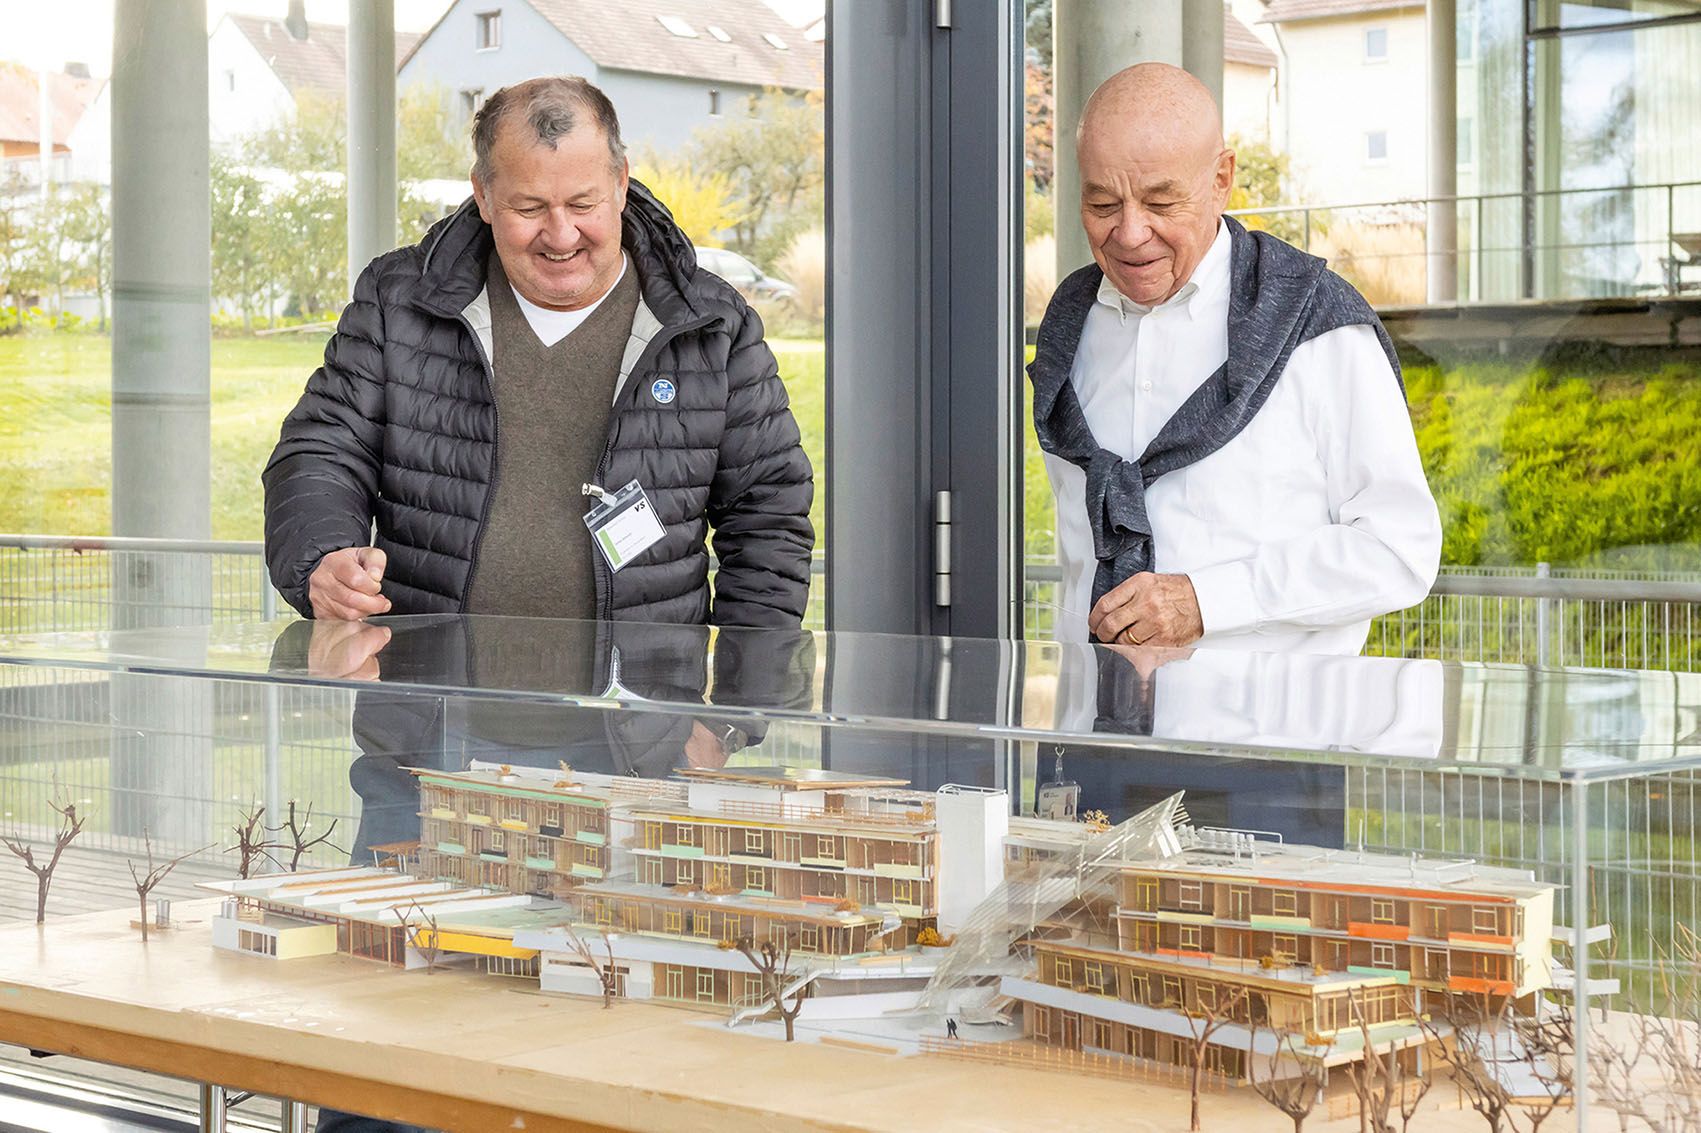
[745,865,767,891]
[676,824,697,847]
[675,860,694,886]
[1090,1018,1112,1049]
[1179,925,1203,952]
[1129,973,1150,1004]
[476,10,501,50]
[595,901,613,926]
[544,804,561,826]
[576,843,599,866]
[697,969,716,1000]
[1195,983,1216,1012]
[1272,890,1298,917]
[708,863,730,890]
[643,822,661,850]
[1473,906,1500,934]
[1371,899,1396,924]
[709,89,722,116]
[1272,934,1299,962]
[1134,878,1159,911]
[1372,942,1397,969]
[891,878,915,906]
[663,908,683,933]
[507,798,524,820]
[799,924,819,951]
[1053,957,1073,987]
[1031,1006,1051,1040]
[1229,887,1251,920]
[781,833,801,860]
[744,829,764,854]
[1161,975,1183,1005]
[692,912,711,937]
[224,69,236,93]
[1179,881,1203,910]
[1084,962,1105,992]
[460,88,485,120]
[817,835,836,859]
[1366,131,1389,162]
[640,858,662,885]
[489,829,505,851]
[1364,26,1388,61]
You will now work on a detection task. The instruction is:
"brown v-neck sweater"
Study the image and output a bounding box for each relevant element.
[462,252,642,620]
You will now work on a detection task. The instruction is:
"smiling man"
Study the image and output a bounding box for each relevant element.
[264,75,812,634]
[1030,63,1440,655]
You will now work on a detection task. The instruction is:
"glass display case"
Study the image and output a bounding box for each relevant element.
[2,616,1699,1130]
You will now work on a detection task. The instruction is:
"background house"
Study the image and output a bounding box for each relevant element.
[398,0,825,153]
[0,61,100,186]
[1222,7,1279,144]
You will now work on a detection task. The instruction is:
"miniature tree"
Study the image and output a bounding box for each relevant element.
[128,832,211,942]
[1591,929,1701,1131]
[1393,1045,1433,1133]
[735,934,804,1042]
[3,794,87,923]
[1176,984,1248,1131]
[273,800,343,870]
[393,900,442,973]
[1247,1026,1324,1133]
[226,803,280,880]
[561,923,620,1007]
[1347,988,1400,1133]
[1417,992,1537,1133]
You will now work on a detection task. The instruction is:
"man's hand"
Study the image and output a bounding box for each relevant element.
[305,619,392,681]
[1088,572,1204,647]
[308,546,391,621]
[684,721,730,770]
[1105,643,1195,681]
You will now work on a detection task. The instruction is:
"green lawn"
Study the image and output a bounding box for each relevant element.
[0,334,827,545]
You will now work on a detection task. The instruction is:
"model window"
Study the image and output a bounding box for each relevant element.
[1179,925,1203,952]
[1364,26,1388,60]
[692,912,711,937]
[676,824,696,847]
[507,798,524,820]
[1229,887,1251,919]
[817,835,836,858]
[675,860,694,886]
[1090,1018,1112,1049]
[745,865,766,891]
[745,829,765,854]
[490,830,505,851]
[1372,942,1397,969]
[1371,898,1396,924]
[799,924,819,951]
[663,909,683,933]
[781,833,801,859]
[1053,957,1072,987]
[577,844,598,866]
[1129,974,1150,1004]
[1473,906,1500,934]
[595,901,613,926]
[644,822,661,850]
[1179,881,1204,910]
[1031,1006,1051,1040]
[1272,890,1298,917]
[582,809,603,832]
[722,915,742,942]
[467,796,486,816]
[641,858,662,885]
[697,969,716,999]
[476,10,501,50]
[1084,962,1104,992]
[1195,983,1216,1012]
[544,804,562,826]
[1161,975,1183,1005]
[664,965,685,998]
[1273,934,1298,961]
[1134,877,1159,911]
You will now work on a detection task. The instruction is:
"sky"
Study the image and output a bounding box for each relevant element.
[4,0,827,75]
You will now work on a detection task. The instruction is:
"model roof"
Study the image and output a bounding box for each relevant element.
[675,766,912,791]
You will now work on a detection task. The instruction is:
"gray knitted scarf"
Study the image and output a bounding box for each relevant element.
[1029,216,1403,605]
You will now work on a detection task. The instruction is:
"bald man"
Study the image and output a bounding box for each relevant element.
[1030,63,1440,655]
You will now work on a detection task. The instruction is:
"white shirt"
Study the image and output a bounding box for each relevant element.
[1042,221,1442,654]
[510,254,629,346]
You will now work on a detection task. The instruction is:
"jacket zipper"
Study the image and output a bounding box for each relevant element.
[591,314,716,621]
[456,311,500,612]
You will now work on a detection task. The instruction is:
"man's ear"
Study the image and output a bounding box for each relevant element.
[471,174,493,224]
[614,158,630,212]
[1215,148,1237,204]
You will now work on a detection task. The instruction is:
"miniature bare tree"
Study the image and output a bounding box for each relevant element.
[226,803,280,880]
[1590,928,1700,1133]
[392,900,442,973]
[1417,991,1570,1133]
[127,832,212,942]
[735,934,804,1042]
[561,923,619,1007]
[1176,984,1248,1132]
[272,800,343,870]
[1394,1046,1433,1133]
[1347,988,1400,1133]
[1247,1026,1324,1133]
[3,794,87,923]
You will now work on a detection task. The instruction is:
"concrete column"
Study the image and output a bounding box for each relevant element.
[109,0,213,846]
[1053,0,1224,280]
[1426,0,1459,302]
[37,65,52,201]
[347,0,398,294]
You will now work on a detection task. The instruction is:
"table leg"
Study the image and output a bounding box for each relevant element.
[198,1083,227,1133]
[280,1098,309,1133]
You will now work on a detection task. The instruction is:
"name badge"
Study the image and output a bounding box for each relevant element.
[581,480,665,573]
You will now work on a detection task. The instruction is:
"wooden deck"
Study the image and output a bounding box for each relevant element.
[0,838,232,925]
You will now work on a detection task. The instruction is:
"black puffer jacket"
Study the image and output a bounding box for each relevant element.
[262,181,813,627]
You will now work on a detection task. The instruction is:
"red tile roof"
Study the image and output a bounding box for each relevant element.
[516,0,824,92]
[0,61,100,148]
[1225,10,1279,67]
[228,13,421,97]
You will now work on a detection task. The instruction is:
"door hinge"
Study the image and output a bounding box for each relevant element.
[936,0,952,29]
[934,489,952,607]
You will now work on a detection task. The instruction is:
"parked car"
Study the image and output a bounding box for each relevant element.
[693,246,799,306]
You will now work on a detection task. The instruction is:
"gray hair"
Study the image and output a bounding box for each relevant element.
[471,76,627,184]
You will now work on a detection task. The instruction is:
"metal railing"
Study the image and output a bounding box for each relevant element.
[1226,178,1701,303]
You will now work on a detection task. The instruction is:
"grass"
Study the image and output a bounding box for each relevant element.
[0,333,828,546]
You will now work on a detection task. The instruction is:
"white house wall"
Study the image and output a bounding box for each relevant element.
[593,69,769,155]
[207,16,298,148]
[1277,10,1427,206]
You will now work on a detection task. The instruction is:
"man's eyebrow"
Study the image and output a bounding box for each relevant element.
[1144,179,1185,197]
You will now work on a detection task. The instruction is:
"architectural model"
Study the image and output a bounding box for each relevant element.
[202,762,1562,1093]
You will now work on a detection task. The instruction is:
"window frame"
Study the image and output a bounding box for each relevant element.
[475,9,502,51]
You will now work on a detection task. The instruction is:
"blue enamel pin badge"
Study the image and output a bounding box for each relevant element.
[651,378,677,405]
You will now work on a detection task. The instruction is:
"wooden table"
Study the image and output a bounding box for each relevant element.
[0,900,1154,1133]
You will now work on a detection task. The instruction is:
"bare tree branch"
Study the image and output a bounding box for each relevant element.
[127,831,213,942]
[735,934,804,1042]
[3,791,87,923]
[271,800,344,870]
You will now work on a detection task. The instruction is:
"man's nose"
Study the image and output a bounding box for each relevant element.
[1112,205,1153,248]
[543,207,579,247]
